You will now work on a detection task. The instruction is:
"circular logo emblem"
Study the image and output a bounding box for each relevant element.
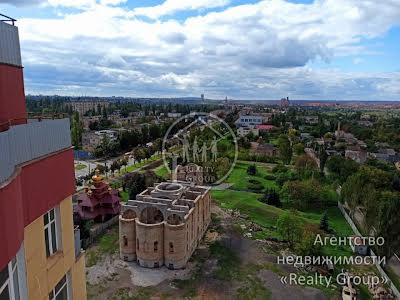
[162,112,238,188]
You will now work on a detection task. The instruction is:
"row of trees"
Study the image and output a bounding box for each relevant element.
[341,164,400,258]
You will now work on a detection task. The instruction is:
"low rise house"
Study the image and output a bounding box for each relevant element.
[82,115,101,129]
[82,129,118,152]
[345,149,367,164]
[256,124,276,133]
[300,132,312,141]
[369,149,399,164]
[237,126,259,137]
[304,116,319,125]
[235,114,264,127]
[167,112,182,118]
[358,120,374,127]
[250,142,279,156]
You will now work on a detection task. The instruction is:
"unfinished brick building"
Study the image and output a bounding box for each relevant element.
[119,181,211,269]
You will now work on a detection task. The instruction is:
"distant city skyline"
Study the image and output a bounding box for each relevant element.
[0,0,400,100]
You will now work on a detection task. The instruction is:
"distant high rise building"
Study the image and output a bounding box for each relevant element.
[0,16,87,300]
[280,97,290,107]
[66,100,109,116]
[201,94,205,102]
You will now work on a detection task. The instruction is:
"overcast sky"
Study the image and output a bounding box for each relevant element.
[1,0,400,100]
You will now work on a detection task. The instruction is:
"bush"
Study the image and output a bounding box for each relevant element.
[259,188,282,207]
[247,182,264,191]
[264,174,276,181]
[275,172,297,186]
[272,164,289,174]
[247,164,257,176]
[248,178,261,184]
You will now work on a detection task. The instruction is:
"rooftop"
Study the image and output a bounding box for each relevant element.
[122,181,210,224]
[0,13,16,26]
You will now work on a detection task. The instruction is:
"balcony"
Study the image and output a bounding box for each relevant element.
[0,118,71,185]
[74,225,82,259]
[0,14,21,67]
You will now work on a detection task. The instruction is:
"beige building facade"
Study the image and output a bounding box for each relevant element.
[24,197,86,300]
[119,181,211,269]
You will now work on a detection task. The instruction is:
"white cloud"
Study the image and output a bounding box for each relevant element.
[0,0,43,5]
[13,0,400,99]
[132,0,231,19]
[100,0,127,6]
[46,0,97,9]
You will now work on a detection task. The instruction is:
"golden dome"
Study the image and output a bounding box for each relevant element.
[92,169,103,182]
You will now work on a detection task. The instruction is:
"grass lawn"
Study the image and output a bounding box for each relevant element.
[385,266,400,292]
[154,165,170,179]
[75,163,87,171]
[301,207,354,257]
[119,191,129,202]
[86,227,119,267]
[212,189,282,228]
[212,189,353,256]
[226,162,278,192]
[120,155,161,175]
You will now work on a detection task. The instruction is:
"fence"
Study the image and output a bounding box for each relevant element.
[74,150,93,160]
[338,202,400,299]
[81,215,119,249]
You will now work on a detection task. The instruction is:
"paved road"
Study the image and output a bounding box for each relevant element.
[74,160,97,178]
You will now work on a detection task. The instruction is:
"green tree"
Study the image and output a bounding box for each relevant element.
[295,225,322,256]
[375,192,400,259]
[71,112,83,148]
[326,155,359,183]
[277,135,292,164]
[293,142,305,155]
[319,211,329,232]
[149,124,161,140]
[102,106,108,119]
[110,160,120,175]
[276,211,302,246]
[294,154,319,179]
[119,158,128,172]
[341,166,393,216]
[318,145,328,173]
[281,179,322,210]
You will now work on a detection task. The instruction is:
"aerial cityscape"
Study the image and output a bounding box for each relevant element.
[0,0,400,300]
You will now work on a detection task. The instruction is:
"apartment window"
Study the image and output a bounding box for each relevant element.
[169,242,174,253]
[0,258,20,300]
[48,275,69,300]
[44,208,60,257]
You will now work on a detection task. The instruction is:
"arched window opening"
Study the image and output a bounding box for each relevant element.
[154,241,158,252]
